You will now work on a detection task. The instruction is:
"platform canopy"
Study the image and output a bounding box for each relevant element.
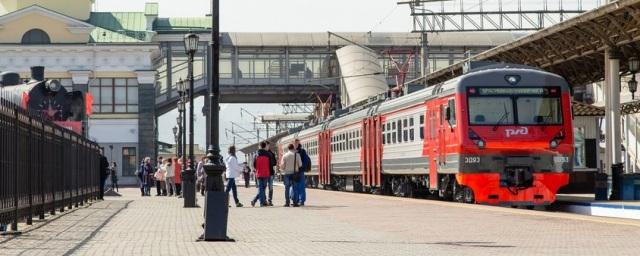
[413,0,640,88]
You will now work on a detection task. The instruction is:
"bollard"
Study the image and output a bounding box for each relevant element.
[609,163,624,200]
[183,167,197,208]
[199,148,232,241]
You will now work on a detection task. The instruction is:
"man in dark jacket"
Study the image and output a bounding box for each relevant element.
[251,142,271,207]
[99,148,109,199]
[294,139,311,206]
[265,141,277,206]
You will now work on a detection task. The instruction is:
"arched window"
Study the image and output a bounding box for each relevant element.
[21,29,51,44]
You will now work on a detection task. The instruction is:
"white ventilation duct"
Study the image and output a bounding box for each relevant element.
[336,45,388,107]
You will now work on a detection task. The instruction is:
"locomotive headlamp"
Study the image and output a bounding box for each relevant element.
[45,79,62,92]
[505,75,521,85]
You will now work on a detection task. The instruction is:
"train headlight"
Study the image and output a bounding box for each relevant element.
[476,140,486,149]
[45,80,62,92]
[549,130,565,149]
[468,129,486,149]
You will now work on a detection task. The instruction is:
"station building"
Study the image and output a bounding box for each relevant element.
[0,0,210,184]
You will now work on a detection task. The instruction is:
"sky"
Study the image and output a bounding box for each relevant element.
[94,0,413,32]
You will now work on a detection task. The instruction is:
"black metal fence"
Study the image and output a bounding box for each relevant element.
[0,97,100,232]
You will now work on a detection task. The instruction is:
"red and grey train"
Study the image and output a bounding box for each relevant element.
[279,63,574,206]
[0,66,87,134]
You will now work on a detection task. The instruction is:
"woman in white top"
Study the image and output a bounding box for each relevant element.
[164,158,176,196]
[225,146,244,207]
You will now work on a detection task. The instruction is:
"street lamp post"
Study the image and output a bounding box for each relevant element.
[183,33,199,208]
[200,0,231,241]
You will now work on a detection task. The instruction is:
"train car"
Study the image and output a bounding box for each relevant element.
[0,66,87,134]
[279,63,574,206]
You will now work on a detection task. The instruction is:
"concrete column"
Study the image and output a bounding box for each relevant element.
[609,50,622,165]
[420,32,429,80]
[136,70,157,161]
[69,70,92,92]
[166,44,173,101]
[604,51,612,174]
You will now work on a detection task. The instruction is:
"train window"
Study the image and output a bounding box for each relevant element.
[440,105,445,126]
[397,120,402,143]
[447,99,457,126]
[410,128,415,141]
[392,130,397,144]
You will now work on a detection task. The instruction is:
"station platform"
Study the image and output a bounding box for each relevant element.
[555,194,640,220]
[2,186,640,255]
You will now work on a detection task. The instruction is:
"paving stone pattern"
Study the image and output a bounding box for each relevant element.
[1,185,639,256]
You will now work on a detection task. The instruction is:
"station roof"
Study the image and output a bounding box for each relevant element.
[414,0,640,88]
[221,32,526,48]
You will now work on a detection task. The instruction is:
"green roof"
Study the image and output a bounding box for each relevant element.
[90,27,145,43]
[154,17,212,32]
[86,11,212,43]
[88,12,150,42]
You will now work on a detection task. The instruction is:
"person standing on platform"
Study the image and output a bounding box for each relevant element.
[109,162,119,192]
[280,143,302,207]
[196,156,207,196]
[175,158,183,197]
[155,158,168,196]
[242,162,251,188]
[294,139,311,206]
[225,146,244,207]
[139,157,153,196]
[250,142,271,207]
[165,158,176,196]
[99,148,109,199]
[265,141,277,206]
[154,157,164,196]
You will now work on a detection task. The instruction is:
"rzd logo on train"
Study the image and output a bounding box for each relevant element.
[505,127,528,137]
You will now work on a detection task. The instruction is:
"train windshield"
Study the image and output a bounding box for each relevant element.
[467,87,563,126]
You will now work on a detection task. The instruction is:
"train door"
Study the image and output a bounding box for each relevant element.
[362,116,382,187]
[438,103,446,167]
[427,103,438,189]
[318,131,331,186]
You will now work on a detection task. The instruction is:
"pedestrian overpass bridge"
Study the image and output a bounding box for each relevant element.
[154,32,523,115]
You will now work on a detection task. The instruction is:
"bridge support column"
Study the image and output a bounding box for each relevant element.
[605,49,623,200]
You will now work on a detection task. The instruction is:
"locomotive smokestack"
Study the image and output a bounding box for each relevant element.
[30,66,45,81]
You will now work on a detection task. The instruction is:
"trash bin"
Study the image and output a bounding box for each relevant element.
[594,172,609,201]
[635,177,640,200]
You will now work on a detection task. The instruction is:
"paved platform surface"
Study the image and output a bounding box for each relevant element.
[2,186,640,256]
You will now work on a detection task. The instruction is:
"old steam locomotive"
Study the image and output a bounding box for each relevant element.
[0,66,87,134]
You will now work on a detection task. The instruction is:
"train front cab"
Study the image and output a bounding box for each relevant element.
[452,69,573,206]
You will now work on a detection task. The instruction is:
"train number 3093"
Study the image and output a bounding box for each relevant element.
[464,156,481,164]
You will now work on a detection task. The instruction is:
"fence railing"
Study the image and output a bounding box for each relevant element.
[0,97,100,233]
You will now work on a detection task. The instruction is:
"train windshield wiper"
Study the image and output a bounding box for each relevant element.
[492,102,510,131]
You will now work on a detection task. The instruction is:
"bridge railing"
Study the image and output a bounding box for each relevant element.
[0,98,101,233]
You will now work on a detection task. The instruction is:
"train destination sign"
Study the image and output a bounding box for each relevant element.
[469,87,561,96]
